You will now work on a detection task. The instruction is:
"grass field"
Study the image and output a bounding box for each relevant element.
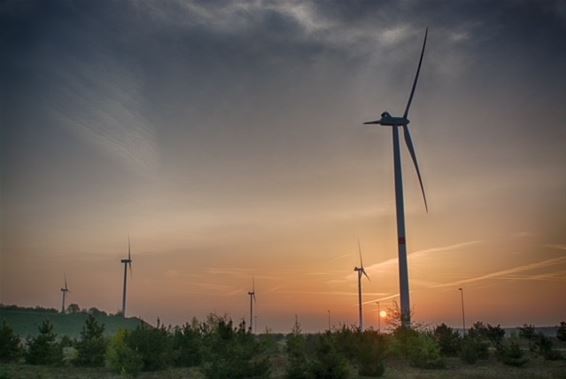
[0,309,144,339]
[1,357,565,379]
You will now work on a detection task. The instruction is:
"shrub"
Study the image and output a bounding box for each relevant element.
[459,335,489,364]
[485,324,505,347]
[496,338,528,367]
[389,326,419,359]
[126,324,173,371]
[356,331,386,377]
[406,332,445,369]
[74,314,107,367]
[286,321,309,379]
[518,324,535,341]
[25,320,62,365]
[433,323,461,356]
[533,333,563,360]
[308,333,351,379]
[557,321,566,342]
[172,320,203,367]
[107,330,143,377]
[201,317,270,379]
[0,320,21,362]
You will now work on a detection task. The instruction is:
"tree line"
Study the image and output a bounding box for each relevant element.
[1,315,565,378]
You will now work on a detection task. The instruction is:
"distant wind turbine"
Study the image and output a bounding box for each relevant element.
[247,278,256,333]
[120,236,133,317]
[60,274,70,314]
[354,240,370,331]
[363,28,429,328]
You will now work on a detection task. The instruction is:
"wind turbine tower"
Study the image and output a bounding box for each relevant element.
[363,28,429,328]
[60,275,69,313]
[353,240,370,331]
[120,237,133,317]
[247,278,256,333]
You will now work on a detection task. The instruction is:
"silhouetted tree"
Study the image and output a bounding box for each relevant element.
[0,321,21,362]
[433,323,461,356]
[485,324,505,347]
[518,324,536,341]
[557,321,566,342]
[25,320,62,365]
[308,332,351,379]
[201,316,270,379]
[286,319,309,379]
[74,314,107,366]
[172,320,203,367]
[126,324,172,371]
[496,337,528,367]
[66,304,80,313]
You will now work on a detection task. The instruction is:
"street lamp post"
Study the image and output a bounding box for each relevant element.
[328,310,331,331]
[458,288,466,336]
[376,301,381,333]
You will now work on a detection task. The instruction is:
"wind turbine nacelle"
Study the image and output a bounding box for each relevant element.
[380,112,410,126]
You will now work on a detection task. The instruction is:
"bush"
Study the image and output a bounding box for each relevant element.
[557,321,566,342]
[406,332,445,369]
[201,317,270,379]
[496,338,528,367]
[172,320,202,367]
[74,315,107,367]
[533,333,562,360]
[0,321,21,362]
[485,324,505,347]
[389,326,418,359]
[459,335,489,364]
[25,320,62,365]
[518,324,535,341]
[433,323,461,356]
[286,321,309,379]
[126,324,173,371]
[107,330,143,377]
[308,333,351,379]
[356,331,386,377]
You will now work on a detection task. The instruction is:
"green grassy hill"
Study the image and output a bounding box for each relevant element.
[0,309,145,339]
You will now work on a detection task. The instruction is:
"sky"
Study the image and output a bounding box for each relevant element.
[1,0,565,332]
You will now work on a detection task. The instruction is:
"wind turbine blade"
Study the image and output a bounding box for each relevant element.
[128,236,131,261]
[357,239,363,268]
[64,275,68,290]
[402,125,428,212]
[403,27,428,119]
[363,120,381,125]
[252,277,255,292]
[362,269,370,281]
[253,293,256,303]
[128,261,133,278]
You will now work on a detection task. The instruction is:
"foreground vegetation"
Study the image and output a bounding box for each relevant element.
[0,305,144,338]
[1,311,565,378]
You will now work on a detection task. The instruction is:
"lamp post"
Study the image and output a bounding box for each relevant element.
[328,310,331,331]
[458,288,466,336]
[378,302,381,333]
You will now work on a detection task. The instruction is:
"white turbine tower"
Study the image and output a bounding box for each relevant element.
[60,274,70,314]
[363,28,429,328]
[120,236,133,317]
[247,278,256,333]
[354,240,370,331]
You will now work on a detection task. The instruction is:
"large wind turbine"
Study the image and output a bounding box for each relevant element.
[120,237,133,317]
[363,28,429,328]
[354,240,370,331]
[247,278,256,333]
[60,274,69,314]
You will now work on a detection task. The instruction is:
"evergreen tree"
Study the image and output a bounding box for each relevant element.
[75,314,107,366]
[0,321,21,362]
[25,320,61,365]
